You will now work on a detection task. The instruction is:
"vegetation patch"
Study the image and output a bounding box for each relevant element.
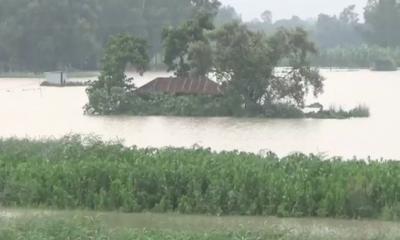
[85,92,369,119]
[40,81,89,87]
[0,136,399,220]
[306,105,370,119]
[313,46,400,70]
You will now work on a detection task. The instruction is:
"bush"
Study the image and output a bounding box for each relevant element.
[0,136,399,219]
[264,103,305,118]
[306,105,370,119]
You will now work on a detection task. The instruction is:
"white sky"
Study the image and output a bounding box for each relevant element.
[220,0,368,21]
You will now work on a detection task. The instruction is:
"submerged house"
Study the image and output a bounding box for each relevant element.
[43,71,68,86]
[136,76,223,96]
[41,71,88,87]
[303,102,324,114]
[136,77,222,96]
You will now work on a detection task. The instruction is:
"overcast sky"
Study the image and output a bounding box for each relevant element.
[220,0,368,21]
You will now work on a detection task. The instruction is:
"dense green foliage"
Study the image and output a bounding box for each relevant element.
[0,0,399,72]
[83,33,152,115]
[0,0,198,72]
[364,0,400,47]
[162,10,217,78]
[0,136,399,220]
[85,34,150,114]
[246,1,400,69]
[85,93,369,118]
[324,0,400,68]
[212,24,323,112]
[86,94,231,116]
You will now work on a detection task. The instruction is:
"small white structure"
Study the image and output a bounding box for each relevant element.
[303,103,324,114]
[45,72,68,85]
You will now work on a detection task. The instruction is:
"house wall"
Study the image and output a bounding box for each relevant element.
[45,72,68,85]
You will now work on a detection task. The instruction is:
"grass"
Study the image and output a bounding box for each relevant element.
[1,209,400,240]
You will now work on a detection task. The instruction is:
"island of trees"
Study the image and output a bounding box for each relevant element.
[84,0,369,118]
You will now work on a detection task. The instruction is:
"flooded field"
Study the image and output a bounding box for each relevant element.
[0,69,399,159]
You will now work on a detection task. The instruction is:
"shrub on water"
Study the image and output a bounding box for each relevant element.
[0,136,399,219]
[306,105,370,119]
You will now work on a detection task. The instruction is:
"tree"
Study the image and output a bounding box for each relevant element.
[212,23,324,113]
[261,10,273,24]
[215,5,241,27]
[187,41,213,77]
[314,6,362,49]
[0,0,204,72]
[340,5,359,24]
[0,0,99,72]
[86,34,149,114]
[364,0,400,47]
[91,34,149,93]
[191,0,221,16]
[162,0,220,77]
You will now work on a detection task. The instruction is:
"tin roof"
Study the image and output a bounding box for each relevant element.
[136,77,223,96]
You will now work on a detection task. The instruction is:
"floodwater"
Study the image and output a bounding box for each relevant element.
[0,70,399,159]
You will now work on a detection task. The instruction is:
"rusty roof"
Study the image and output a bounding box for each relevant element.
[136,77,223,96]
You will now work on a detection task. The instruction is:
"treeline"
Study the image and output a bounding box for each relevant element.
[0,0,196,72]
[2,136,400,220]
[232,1,400,69]
[313,45,400,69]
[244,1,400,50]
[0,0,398,72]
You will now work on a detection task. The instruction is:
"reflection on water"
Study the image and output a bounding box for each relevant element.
[0,70,400,159]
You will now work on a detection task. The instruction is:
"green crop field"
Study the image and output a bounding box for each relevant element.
[1,135,400,220]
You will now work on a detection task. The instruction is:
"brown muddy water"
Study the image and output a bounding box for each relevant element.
[0,70,399,159]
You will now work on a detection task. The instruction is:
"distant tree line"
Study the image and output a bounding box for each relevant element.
[237,0,400,49]
[0,0,197,72]
[221,0,400,68]
[0,0,398,72]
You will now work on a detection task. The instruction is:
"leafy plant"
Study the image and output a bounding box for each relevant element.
[0,136,398,220]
